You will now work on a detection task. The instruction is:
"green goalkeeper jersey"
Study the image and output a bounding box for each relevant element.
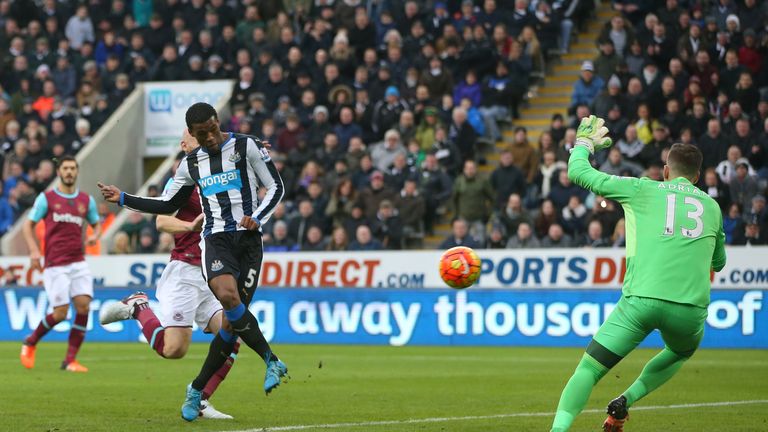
[568,147,727,308]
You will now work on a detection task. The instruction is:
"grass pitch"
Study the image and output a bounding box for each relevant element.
[2,342,767,432]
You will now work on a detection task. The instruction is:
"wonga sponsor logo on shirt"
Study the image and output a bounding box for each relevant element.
[198,170,242,196]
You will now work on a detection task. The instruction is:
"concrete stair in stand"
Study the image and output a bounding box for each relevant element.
[422,2,612,248]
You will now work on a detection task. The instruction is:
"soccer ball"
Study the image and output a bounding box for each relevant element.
[439,246,481,289]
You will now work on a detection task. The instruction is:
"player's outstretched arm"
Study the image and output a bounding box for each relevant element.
[97,158,195,215]
[157,213,204,234]
[97,181,191,214]
[568,115,640,203]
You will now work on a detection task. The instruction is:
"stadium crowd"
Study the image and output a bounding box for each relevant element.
[0,0,767,255]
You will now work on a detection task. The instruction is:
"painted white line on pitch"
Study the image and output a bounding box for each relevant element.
[2,353,766,368]
[224,399,768,432]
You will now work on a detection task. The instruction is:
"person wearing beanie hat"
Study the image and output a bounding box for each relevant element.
[592,74,626,119]
[570,60,604,113]
[372,84,410,139]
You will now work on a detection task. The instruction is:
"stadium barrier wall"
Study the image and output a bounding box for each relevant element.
[0,248,766,290]
[0,248,766,347]
[0,287,765,348]
[1,87,146,255]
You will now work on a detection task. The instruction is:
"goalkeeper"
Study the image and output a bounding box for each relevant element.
[550,116,727,432]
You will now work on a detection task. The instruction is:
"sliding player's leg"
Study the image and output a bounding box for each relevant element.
[551,296,652,432]
[622,299,707,407]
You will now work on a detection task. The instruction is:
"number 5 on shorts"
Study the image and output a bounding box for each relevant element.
[244,268,258,288]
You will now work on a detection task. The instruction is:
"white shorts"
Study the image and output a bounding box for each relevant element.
[43,261,93,308]
[156,260,223,330]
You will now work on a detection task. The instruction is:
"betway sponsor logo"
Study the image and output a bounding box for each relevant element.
[52,212,83,226]
[198,170,242,196]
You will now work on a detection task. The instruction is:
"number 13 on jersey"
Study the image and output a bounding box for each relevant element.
[664,194,704,238]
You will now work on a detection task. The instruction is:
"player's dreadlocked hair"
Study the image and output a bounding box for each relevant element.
[667,143,703,180]
[185,102,218,129]
[54,154,78,169]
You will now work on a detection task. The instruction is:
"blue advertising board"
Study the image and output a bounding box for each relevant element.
[1,287,765,348]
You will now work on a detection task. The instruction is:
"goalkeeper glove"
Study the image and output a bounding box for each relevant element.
[574,115,612,154]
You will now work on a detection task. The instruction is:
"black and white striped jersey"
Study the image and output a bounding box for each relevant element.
[119,133,284,237]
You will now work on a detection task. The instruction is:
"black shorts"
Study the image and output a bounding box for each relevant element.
[202,230,264,304]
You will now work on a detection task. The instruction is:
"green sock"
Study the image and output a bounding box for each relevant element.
[624,348,688,407]
[550,353,609,432]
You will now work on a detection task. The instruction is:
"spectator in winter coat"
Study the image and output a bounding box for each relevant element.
[507,127,540,183]
[52,56,77,98]
[349,225,384,251]
[448,106,477,162]
[415,106,442,152]
[599,15,635,56]
[578,220,611,248]
[479,61,514,142]
[395,179,426,236]
[732,218,767,246]
[506,222,541,249]
[419,154,453,234]
[372,86,410,139]
[738,29,762,75]
[452,160,495,242]
[65,5,95,50]
[439,218,480,249]
[357,170,397,219]
[702,167,731,213]
[730,161,759,213]
[369,200,403,249]
[431,126,463,176]
[570,61,605,112]
[419,56,454,101]
[591,75,626,119]
[541,223,573,248]
[264,221,299,252]
[452,70,482,108]
[371,129,407,172]
[716,147,756,184]
[561,195,589,236]
[333,107,363,151]
[549,169,588,210]
[276,114,305,154]
[489,150,526,210]
[494,193,532,236]
[599,147,643,177]
[698,118,730,170]
[593,39,621,82]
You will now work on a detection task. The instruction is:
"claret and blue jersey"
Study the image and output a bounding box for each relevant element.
[120,133,284,238]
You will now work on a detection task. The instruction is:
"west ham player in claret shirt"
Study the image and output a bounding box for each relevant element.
[100,129,235,420]
[20,155,101,372]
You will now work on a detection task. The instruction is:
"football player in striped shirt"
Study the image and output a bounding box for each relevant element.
[98,103,286,421]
